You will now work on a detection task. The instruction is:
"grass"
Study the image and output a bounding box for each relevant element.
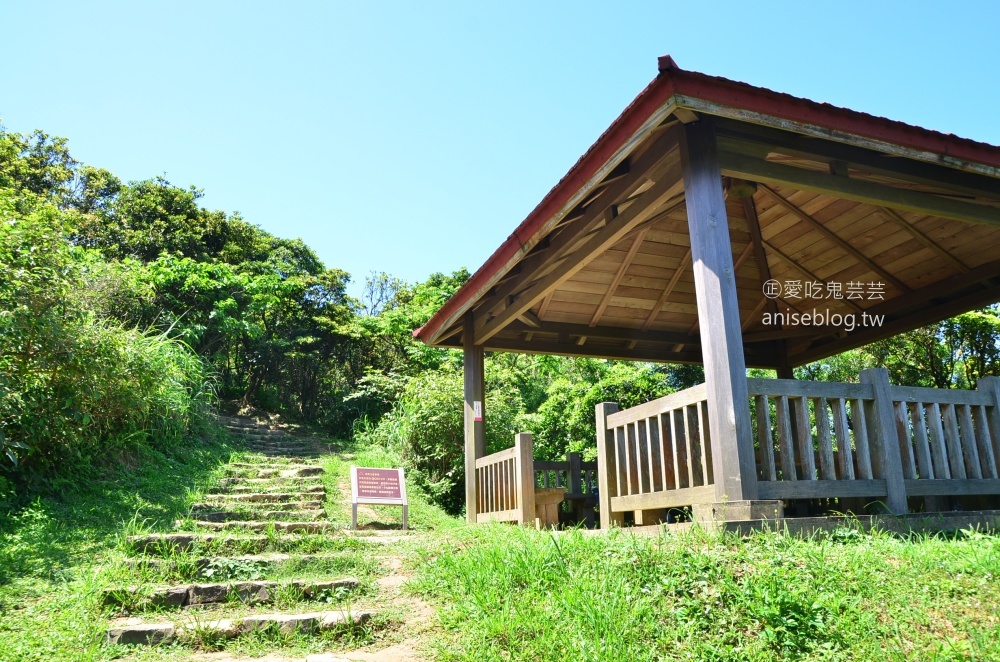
[408,523,1000,661]
[4,422,1000,662]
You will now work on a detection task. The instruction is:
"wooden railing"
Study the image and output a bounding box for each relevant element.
[596,383,715,528]
[748,377,886,501]
[533,452,597,493]
[891,379,1000,497]
[749,371,1000,510]
[475,432,534,524]
[535,452,598,527]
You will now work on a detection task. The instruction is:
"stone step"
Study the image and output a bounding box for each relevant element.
[227,461,320,469]
[188,509,326,523]
[178,520,334,534]
[102,577,359,610]
[105,609,372,645]
[238,452,322,462]
[233,427,284,436]
[191,500,324,512]
[122,552,361,576]
[216,475,324,487]
[200,492,323,504]
[128,532,350,555]
[209,483,325,496]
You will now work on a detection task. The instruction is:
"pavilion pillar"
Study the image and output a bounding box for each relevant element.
[463,312,486,524]
[680,117,759,505]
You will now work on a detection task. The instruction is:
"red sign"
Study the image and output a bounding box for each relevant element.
[355,468,402,500]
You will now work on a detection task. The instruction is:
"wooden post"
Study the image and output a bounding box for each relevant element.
[515,432,536,525]
[680,118,758,503]
[596,402,623,528]
[567,452,582,495]
[859,368,908,514]
[977,377,1000,479]
[463,313,486,524]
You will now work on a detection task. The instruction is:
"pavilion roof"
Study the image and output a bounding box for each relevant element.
[415,56,1000,368]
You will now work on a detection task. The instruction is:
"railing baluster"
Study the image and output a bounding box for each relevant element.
[926,403,951,479]
[614,425,625,497]
[700,400,714,485]
[635,420,649,494]
[894,401,917,480]
[794,397,816,480]
[851,398,874,479]
[975,405,998,479]
[755,394,777,481]
[814,397,836,480]
[959,404,983,479]
[684,404,698,487]
[910,403,934,480]
[943,404,967,479]
[647,416,663,492]
[671,408,686,489]
[831,398,855,480]
[658,413,671,491]
[776,395,796,480]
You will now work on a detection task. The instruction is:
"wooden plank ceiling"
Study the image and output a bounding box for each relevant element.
[432,112,1000,369]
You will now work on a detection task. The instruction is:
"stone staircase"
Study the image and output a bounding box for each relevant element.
[103,415,381,655]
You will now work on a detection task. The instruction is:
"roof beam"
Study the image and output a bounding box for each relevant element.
[475,173,687,344]
[589,227,649,326]
[720,150,1000,228]
[508,320,699,347]
[714,118,1000,202]
[757,184,912,293]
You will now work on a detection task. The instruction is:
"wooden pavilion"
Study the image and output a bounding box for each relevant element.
[414,56,1000,527]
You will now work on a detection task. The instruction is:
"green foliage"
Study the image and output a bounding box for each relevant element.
[0,189,211,497]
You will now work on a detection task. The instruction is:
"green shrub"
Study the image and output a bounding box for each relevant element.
[0,191,212,498]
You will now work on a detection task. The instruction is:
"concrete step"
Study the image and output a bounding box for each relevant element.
[105,609,372,645]
[102,577,359,609]
[178,520,334,534]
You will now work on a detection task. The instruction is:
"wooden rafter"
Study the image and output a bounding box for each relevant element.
[761,238,865,314]
[476,176,687,344]
[641,247,691,332]
[741,296,770,331]
[536,293,554,319]
[673,242,754,351]
[589,227,649,327]
[877,207,970,274]
[742,194,779,318]
[757,184,911,293]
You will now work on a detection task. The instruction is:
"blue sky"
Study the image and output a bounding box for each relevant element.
[2,1,997,297]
